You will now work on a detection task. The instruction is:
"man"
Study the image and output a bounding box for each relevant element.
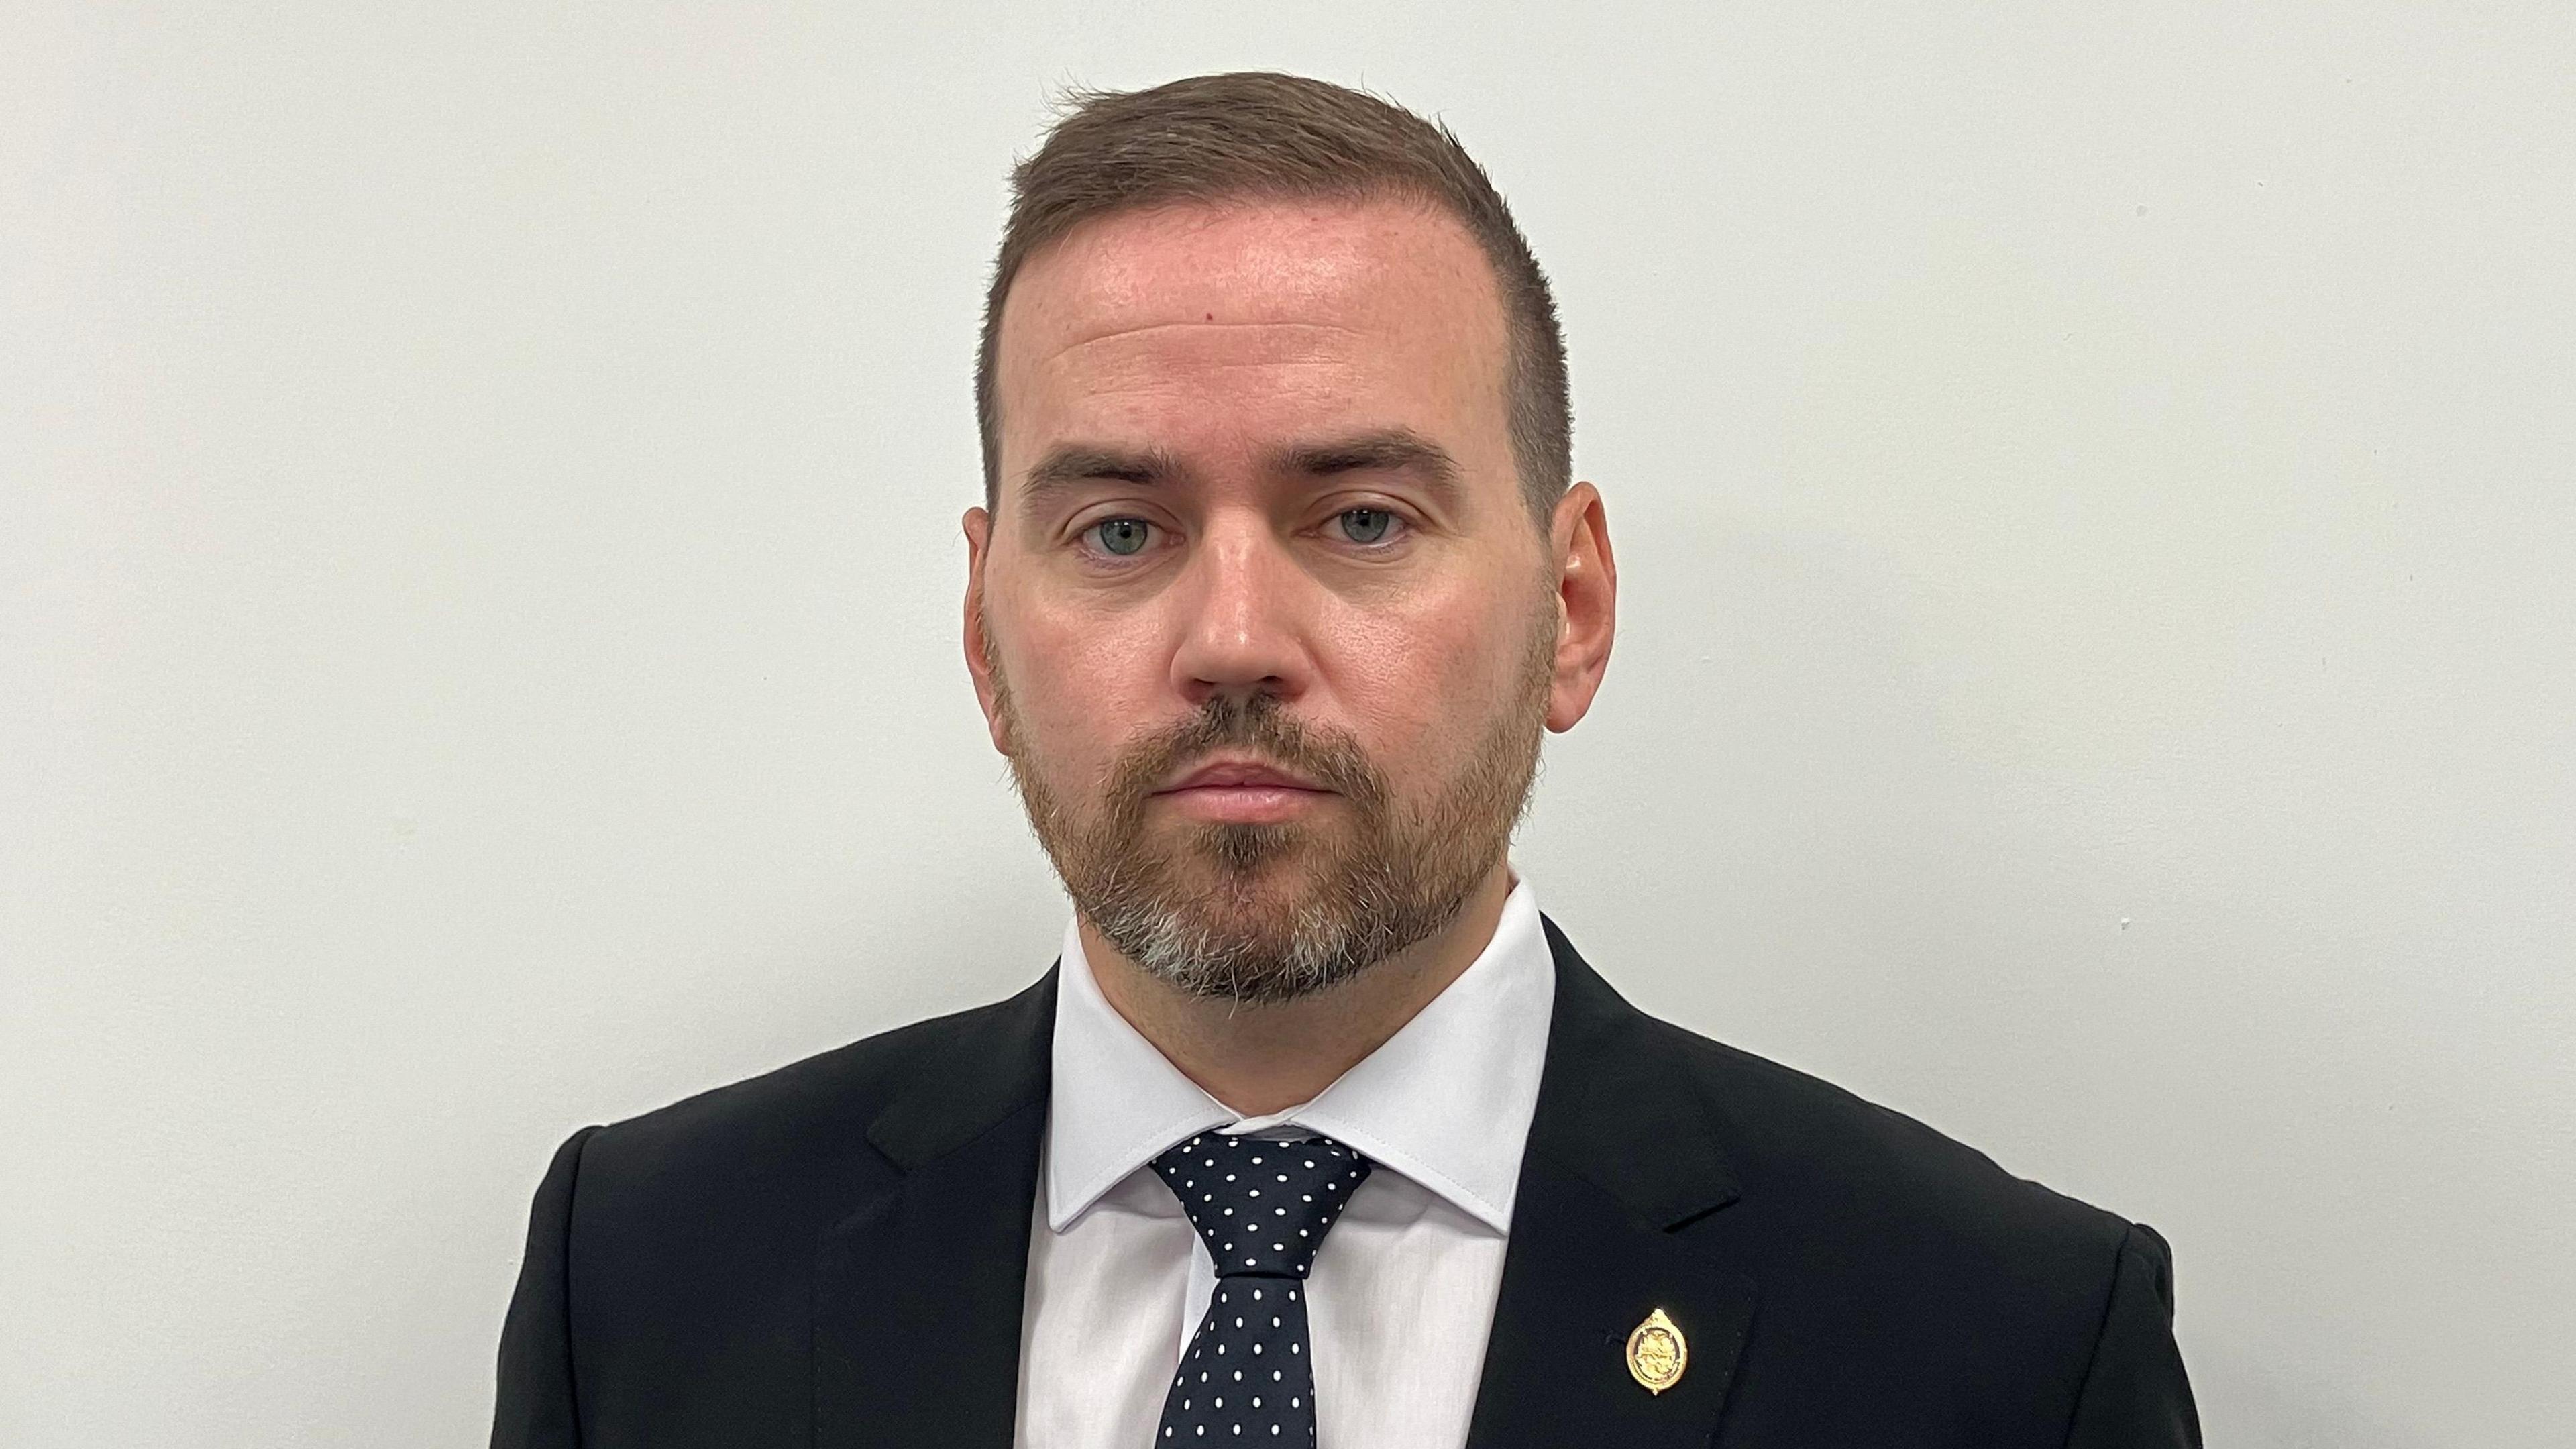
[492,71,2199,1448]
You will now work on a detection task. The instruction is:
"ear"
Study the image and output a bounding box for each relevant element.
[1544,482,1616,733]
[961,506,1014,755]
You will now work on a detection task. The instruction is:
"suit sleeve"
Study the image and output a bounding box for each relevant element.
[492,1126,602,1449]
[2061,1222,2204,1448]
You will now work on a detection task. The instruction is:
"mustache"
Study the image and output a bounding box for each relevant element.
[1106,694,1389,820]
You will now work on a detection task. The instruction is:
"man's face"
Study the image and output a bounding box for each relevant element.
[965,197,1601,1002]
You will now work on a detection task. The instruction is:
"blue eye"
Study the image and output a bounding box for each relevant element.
[1337,508,1395,545]
[1088,518,1152,556]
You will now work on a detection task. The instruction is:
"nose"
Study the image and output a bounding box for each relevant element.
[1167,511,1316,710]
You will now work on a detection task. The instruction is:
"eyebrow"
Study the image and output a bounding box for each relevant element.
[1014,427,1468,513]
[1018,445,1190,509]
[1269,428,1465,506]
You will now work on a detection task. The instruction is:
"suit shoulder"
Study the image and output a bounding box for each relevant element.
[1638,1012,2135,1259]
[574,972,1053,1193]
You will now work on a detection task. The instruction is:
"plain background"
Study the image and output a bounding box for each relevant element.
[6,3,2571,1444]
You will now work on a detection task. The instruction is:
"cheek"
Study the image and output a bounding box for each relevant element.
[996,600,1165,767]
[1318,590,1528,761]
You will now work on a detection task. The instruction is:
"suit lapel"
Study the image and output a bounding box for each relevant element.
[1466,918,1759,1449]
[814,969,1057,1449]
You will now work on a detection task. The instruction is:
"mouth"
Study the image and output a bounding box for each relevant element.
[1151,757,1335,825]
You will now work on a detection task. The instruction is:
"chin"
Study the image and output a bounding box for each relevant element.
[1177,820,1354,894]
[1126,913,1378,1006]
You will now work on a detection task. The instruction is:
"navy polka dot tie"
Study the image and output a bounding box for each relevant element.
[1146,1132,1373,1446]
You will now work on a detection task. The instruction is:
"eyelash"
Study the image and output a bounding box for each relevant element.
[1074,508,1411,561]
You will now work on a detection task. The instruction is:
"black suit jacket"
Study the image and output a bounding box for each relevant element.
[494,916,2199,1446]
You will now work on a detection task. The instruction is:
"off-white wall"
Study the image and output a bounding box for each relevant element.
[6,3,2570,1444]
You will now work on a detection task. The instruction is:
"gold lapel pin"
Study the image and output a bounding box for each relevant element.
[1625,1307,1688,1395]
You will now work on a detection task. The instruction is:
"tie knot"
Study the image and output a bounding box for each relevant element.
[1148,1131,1373,1279]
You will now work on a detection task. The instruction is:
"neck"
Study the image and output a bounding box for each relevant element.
[1079,861,1517,1117]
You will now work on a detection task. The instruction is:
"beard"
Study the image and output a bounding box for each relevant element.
[991,601,1558,1005]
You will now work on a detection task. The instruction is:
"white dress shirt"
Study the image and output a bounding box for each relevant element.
[1013,875,1557,1449]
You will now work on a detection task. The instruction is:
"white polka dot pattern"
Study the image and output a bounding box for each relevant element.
[1146,1132,1372,1447]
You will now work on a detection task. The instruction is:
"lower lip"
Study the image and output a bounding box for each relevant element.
[1155,785,1332,824]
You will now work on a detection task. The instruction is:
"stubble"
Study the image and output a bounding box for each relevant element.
[989,596,1558,1004]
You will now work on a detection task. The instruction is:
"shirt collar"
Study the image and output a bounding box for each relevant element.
[1042,875,1556,1236]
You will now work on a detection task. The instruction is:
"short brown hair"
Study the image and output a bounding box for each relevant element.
[975,71,1570,521]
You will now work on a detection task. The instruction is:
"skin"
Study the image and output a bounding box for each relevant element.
[962,196,1617,1114]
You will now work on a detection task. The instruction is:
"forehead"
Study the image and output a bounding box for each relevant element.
[991,197,1514,494]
